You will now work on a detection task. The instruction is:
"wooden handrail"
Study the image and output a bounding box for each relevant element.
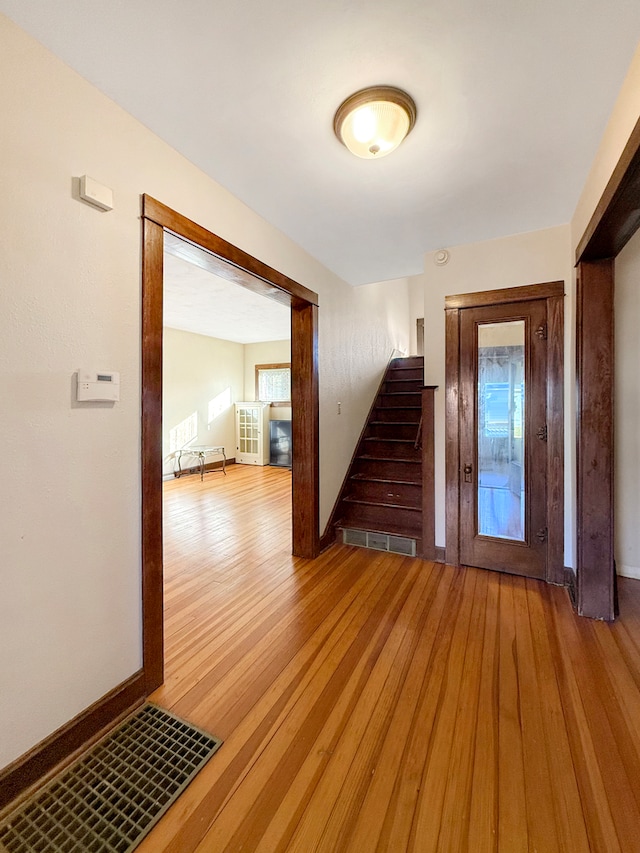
[414,415,423,450]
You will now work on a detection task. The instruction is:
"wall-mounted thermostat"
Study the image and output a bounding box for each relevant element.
[77,369,120,402]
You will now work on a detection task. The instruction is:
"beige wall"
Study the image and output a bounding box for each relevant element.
[162,328,244,476]
[615,230,640,579]
[243,340,292,421]
[572,41,640,250]
[408,276,424,357]
[419,225,575,562]
[0,15,410,770]
[319,279,410,522]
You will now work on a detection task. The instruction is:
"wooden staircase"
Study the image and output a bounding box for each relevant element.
[334,356,426,555]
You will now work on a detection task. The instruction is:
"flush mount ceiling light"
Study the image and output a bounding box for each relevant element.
[334,86,417,160]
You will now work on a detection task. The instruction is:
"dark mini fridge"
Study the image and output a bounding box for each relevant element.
[270,419,292,468]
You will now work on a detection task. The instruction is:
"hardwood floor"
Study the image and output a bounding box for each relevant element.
[141,464,640,852]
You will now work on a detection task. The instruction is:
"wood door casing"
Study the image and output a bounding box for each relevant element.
[445,281,564,584]
[459,299,548,578]
[141,195,320,695]
[573,115,640,620]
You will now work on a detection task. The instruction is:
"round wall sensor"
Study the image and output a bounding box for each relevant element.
[434,249,450,266]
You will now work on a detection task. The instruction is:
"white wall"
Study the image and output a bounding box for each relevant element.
[615,230,640,579]
[0,14,410,770]
[420,226,575,565]
[162,329,244,476]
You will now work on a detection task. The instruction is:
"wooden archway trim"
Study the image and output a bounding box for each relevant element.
[143,196,319,307]
[576,114,640,264]
[574,114,640,620]
[141,195,320,691]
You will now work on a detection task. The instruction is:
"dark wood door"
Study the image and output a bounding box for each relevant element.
[459,299,548,578]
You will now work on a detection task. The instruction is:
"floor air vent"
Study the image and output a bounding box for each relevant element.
[343,528,416,557]
[0,704,222,853]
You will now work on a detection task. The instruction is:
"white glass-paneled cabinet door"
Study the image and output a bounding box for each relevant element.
[235,402,271,465]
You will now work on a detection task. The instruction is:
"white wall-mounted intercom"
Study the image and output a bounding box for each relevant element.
[77,369,120,402]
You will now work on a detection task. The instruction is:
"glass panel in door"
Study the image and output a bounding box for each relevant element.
[251,407,259,454]
[477,320,525,541]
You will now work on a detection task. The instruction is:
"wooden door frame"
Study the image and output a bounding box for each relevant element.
[445,281,565,584]
[141,195,320,692]
[574,115,640,619]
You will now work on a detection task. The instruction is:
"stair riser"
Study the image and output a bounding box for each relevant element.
[362,439,420,459]
[341,502,422,533]
[386,368,424,382]
[373,407,421,423]
[377,393,422,408]
[368,422,419,441]
[353,458,421,482]
[347,480,422,507]
[390,357,423,369]
[384,380,423,394]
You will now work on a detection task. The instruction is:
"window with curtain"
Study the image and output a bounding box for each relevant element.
[255,363,291,404]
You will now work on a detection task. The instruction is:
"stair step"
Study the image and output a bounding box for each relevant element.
[374,407,421,423]
[344,496,421,510]
[377,392,422,408]
[384,380,424,394]
[362,438,421,459]
[390,356,424,368]
[368,421,420,440]
[348,475,421,495]
[345,480,421,508]
[387,364,423,372]
[387,368,423,379]
[366,437,414,442]
[351,474,421,485]
[352,457,422,483]
[339,502,422,533]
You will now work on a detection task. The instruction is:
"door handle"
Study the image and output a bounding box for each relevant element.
[463,463,473,483]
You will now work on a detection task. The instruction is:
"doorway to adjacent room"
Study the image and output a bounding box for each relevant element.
[141,195,320,692]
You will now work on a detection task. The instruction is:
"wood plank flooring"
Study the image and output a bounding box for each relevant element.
[141,464,640,852]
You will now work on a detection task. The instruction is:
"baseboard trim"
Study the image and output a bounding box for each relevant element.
[319,527,337,553]
[433,547,446,563]
[617,564,640,580]
[0,670,146,813]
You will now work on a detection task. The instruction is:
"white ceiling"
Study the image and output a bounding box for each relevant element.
[163,252,290,344]
[3,1,640,285]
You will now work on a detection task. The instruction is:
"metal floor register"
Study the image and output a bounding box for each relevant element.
[0,704,222,852]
